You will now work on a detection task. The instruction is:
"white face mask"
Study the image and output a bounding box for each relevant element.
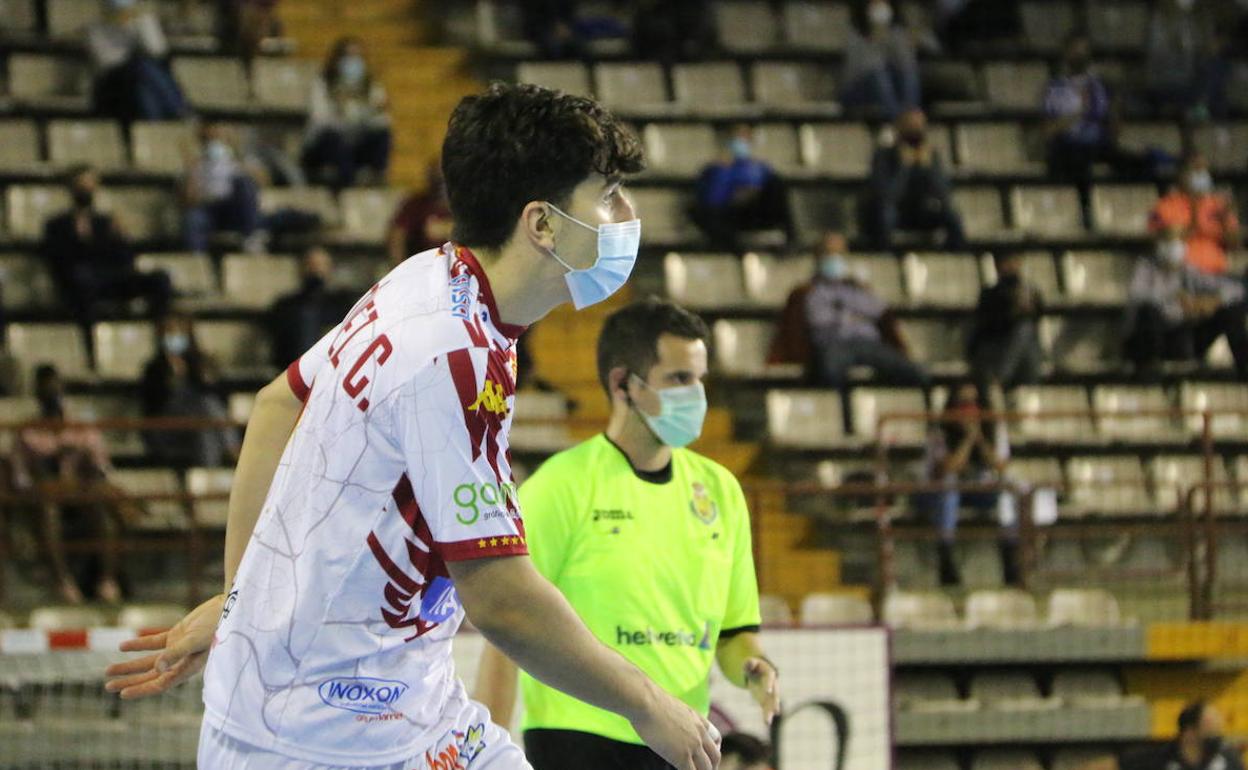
[869,1,894,27]
[1187,169,1214,195]
[1158,238,1187,267]
[545,203,642,310]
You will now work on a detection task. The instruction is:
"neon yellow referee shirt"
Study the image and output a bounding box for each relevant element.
[517,434,762,745]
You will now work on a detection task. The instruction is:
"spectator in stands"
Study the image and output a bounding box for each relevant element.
[1044,35,1117,203]
[221,0,283,60]
[9,364,136,604]
[140,314,239,467]
[769,231,928,389]
[1146,0,1230,120]
[922,380,1018,587]
[268,246,355,369]
[1125,229,1248,380]
[1078,700,1244,770]
[863,108,966,250]
[87,0,190,121]
[522,0,587,59]
[42,165,173,369]
[301,37,393,190]
[181,121,267,255]
[840,0,920,119]
[1149,152,1241,276]
[934,0,1022,54]
[967,253,1044,392]
[388,161,453,266]
[692,124,791,253]
[720,733,773,770]
[631,0,716,64]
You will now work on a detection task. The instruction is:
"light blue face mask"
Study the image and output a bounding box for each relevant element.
[163,333,189,356]
[337,55,366,87]
[820,253,850,280]
[633,376,708,449]
[546,203,642,310]
[729,137,752,160]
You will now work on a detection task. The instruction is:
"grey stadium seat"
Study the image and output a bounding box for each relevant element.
[798,593,873,625]
[100,186,178,241]
[251,58,317,111]
[0,254,57,309]
[1043,316,1121,373]
[715,0,780,53]
[112,468,187,530]
[173,57,250,110]
[47,120,127,171]
[643,124,718,178]
[1066,456,1154,517]
[750,124,804,175]
[1011,185,1085,239]
[0,0,38,34]
[187,467,233,528]
[902,252,981,309]
[0,120,42,172]
[800,123,873,177]
[741,251,814,308]
[1012,385,1095,444]
[515,61,591,97]
[788,187,858,243]
[982,61,1050,112]
[195,321,272,378]
[1092,384,1182,443]
[751,62,839,115]
[663,252,748,310]
[6,184,72,239]
[980,251,1061,302]
[957,123,1039,175]
[1179,382,1248,441]
[260,187,341,228]
[1087,1,1150,51]
[1061,250,1134,306]
[846,253,904,304]
[7,54,89,109]
[1193,123,1248,173]
[593,62,669,114]
[339,188,408,245]
[93,321,156,380]
[1020,0,1077,52]
[712,319,779,378]
[767,389,847,448]
[1150,454,1235,514]
[781,1,851,52]
[221,254,302,310]
[953,187,1011,241]
[1090,185,1155,237]
[46,0,103,40]
[135,253,218,297]
[8,323,90,380]
[131,121,198,174]
[897,318,968,376]
[671,62,750,117]
[629,188,699,245]
[1118,122,1184,157]
[850,387,927,445]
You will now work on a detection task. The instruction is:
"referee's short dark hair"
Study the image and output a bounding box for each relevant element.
[1178,701,1207,733]
[596,297,710,397]
[441,82,644,250]
[720,732,771,764]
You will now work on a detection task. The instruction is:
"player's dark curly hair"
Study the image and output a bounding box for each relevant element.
[441,82,644,250]
[596,297,710,398]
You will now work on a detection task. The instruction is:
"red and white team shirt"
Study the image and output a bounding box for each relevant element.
[202,244,529,765]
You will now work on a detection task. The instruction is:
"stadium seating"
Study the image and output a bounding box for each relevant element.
[882,591,960,630]
[964,589,1040,629]
[798,593,874,625]
[1046,589,1124,627]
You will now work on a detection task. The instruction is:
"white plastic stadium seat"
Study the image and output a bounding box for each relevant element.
[968,671,1053,711]
[752,62,839,113]
[516,61,591,97]
[1020,1,1076,52]
[0,0,38,34]
[712,319,786,378]
[1118,122,1184,157]
[964,589,1039,629]
[643,124,718,178]
[766,389,846,448]
[252,58,318,111]
[1149,455,1235,514]
[800,123,873,177]
[1087,1,1150,51]
[798,593,873,625]
[715,1,780,53]
[0,254,57,309]
[849,387,926,445]
[903,252,981,308]
[846,254,904,304]
[957,124,1037,175]
[981,251,1061,301]
[953,187,1010,241]
[7,54,89,108]
[260,187,341,228]
[117,604,188,632]
[172,57,250,110]
[92,321,156,380]
[1051,670,1127,708]
[195,321,272,378]
[664,252,748,310]
[28,606,107,631]
[751,124,803,175]
[1091,185,1155,237]
[882,591,959,630]
[1066,456,1154,517]
[982,61,1050,111]
[1011,186,1084,238]
[221,254,302,309]
[7,323,90,380]
[0,120,42,172]
[1012,385,1096,445]
[111,468,186,530]
[781,1,851,52]
[759,594,794,626]
[1180,382,1248,441]
[896,319,966,376]
[1046,589,1123,627]
[628,188,698,245]
[742,252,815,308]
[1193,123,1248,173]
[593,62,669,113]
[1092,384,1181,443]
[99,186,178,241]
[671,63,749,115]
[972,749,1045,770]
[896,672,976,713]
[1043,317,1121,373]
[187,467,234,528]
[130,121,198,174]
[5,184,72,240]
[47,119,126,171]
[135,253,218,297]
[339,188,408,245]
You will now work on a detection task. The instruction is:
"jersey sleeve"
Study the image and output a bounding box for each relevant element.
[394,347,527,562]
[284,326,335,404]
[516,459,580,583]
[721,477,762,633]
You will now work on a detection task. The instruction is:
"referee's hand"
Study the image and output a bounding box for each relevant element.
[744,657,780,726]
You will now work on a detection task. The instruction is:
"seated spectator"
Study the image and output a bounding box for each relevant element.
[9,365,138,604]
[388,161,453,266]
[692,125,790,253]
[1146,0,1229,119]
[840,0,920,119]
[1149,152,1241,276]
[269,246,355,369]
[87,0,190,121]
[967,253,1044,392]
[140,314,239,467]
[631,0,716,64]
[720,733,773,770]
[181,122,267,255]
[302,37,393,190]
[921,380,1018,587]
[42,165,173,368]
[862,109,965,250]
[1125,230,1248,380]
[1078,701,1243,770]
[769,231,928,388]
[523,0,586,59]
[221,0,283,60]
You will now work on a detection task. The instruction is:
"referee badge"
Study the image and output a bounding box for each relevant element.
[690,482,719,525]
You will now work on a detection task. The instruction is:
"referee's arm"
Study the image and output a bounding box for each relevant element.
[716,631,779,725]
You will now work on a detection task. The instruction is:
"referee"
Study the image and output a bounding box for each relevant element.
[475,297,779,770]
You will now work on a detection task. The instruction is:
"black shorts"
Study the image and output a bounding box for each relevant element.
[523,729,674,770]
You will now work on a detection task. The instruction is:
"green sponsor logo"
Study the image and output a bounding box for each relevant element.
[453,481,519,525]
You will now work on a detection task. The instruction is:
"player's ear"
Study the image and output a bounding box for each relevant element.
[519,201,557,253]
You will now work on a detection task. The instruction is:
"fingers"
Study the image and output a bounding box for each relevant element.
[104,652,162,678]
[105,669,162,694]
[117,652,205,700]
[118,631,168,653]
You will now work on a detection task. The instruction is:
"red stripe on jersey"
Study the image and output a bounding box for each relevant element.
[452,245,528,340]
[286,359,311,403]
[366,531,419,595]
[447,349,488,462]
[440,536,529,562]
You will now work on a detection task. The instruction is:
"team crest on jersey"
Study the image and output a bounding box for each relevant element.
[689,482,718,525]
[422,723,487,770]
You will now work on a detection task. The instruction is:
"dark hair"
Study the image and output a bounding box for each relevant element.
[441,82,644,250]
[720,732,771,764]
[66,164,96,184]
[1179,701,1207,733]
[34,364,59,387]
[596,297,710,397]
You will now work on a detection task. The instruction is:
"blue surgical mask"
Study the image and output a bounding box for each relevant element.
[634,377,708,449]
[820,253,849,280]
[205,140,232,163]
[338,55,366,87]
[163,333,189,356]
[545,203,642,310]
[729,137,752,160]
[1187,169,1213,195]
[109,0,135,10]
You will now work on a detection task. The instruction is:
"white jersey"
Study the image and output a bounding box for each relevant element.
[203,244,530,766]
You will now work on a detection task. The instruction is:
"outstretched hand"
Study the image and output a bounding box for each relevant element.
[104,593,225,700]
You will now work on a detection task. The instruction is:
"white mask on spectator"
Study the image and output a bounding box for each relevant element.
[820,253,850,280]
[868,1,894,27]
[1157,239,1187,267]
[338,55,367,87]
[1187,169,1213,195]
[164,333,190,356]
[205,140,232,163]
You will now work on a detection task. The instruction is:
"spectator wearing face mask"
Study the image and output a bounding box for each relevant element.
[863,108,966,250]
[1146,0,1230,119]
[41,165,173,368]
[840,0,920,119]
[769,231,928,388]
[301,37,393,190]
[692,125,790,253]
[87,0,190,122]
[1126,230,1248,379]
[1149,153,1241,276]
[967,253,1044,393]
[182,122,268,255]
[140,314,240,467]
[268,246,356,370]
[1077,701,1243,770]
